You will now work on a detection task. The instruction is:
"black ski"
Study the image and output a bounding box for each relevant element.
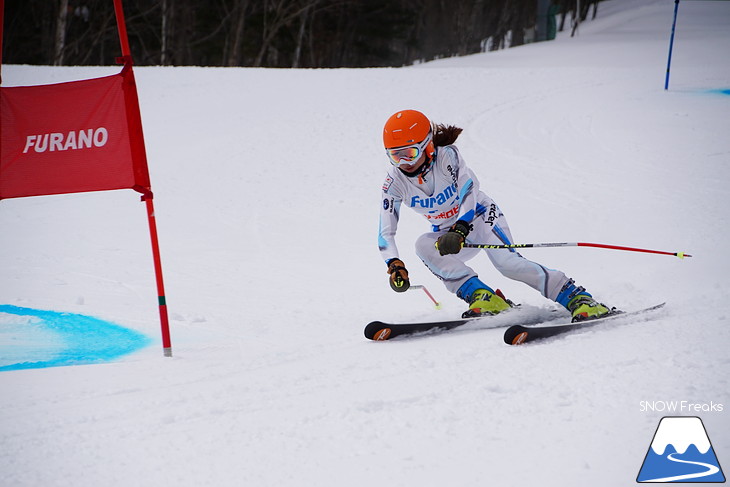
[364,307,562,341]
[365,317,470,340]
[504,302,666,345]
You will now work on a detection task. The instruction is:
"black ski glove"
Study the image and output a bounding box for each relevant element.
[386,258,410,292]
[436,220,471,256]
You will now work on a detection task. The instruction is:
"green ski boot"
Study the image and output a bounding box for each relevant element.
[567,295,612,322]
[462,288,512,318]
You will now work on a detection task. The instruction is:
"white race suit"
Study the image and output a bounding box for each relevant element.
[378,145,575,303]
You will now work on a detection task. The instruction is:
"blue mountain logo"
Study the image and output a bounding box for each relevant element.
[637,416,725,483]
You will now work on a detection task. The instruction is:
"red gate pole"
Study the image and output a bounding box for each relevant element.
[143,193,172,357]
[113,0,132,58]
[114,0,172,357]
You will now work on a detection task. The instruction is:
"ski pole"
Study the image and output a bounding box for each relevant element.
[462,242,692,259]
[410,285,443,309]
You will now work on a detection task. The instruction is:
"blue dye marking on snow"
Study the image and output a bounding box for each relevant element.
[705,88,730,96]
[0,305,151,372]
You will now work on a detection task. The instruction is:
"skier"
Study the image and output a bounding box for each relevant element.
[378,109,611,321]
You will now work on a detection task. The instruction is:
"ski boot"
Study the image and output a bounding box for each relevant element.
[567,294,612,322]
[462,288,512,318]
[556,279,614,323]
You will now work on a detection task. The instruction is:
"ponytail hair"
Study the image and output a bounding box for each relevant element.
[432,124,463,147]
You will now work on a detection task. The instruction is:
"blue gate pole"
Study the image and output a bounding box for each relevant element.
[665,0,681,90]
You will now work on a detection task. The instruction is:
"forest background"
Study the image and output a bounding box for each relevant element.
[3,0,601,68]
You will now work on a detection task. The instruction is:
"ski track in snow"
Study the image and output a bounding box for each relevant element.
[1,0,729,486]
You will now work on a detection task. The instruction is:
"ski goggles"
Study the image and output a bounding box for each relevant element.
[386,133,432,166]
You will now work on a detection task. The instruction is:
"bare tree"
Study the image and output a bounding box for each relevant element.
[253,0,313,67]
[226,0,250,66]
[161,0,170,64]
[292,2,312,68]
[53,0,69,65]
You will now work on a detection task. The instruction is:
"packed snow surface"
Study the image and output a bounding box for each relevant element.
[1,0,728,485]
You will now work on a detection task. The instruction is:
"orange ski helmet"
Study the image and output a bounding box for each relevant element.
[382,110,435,163]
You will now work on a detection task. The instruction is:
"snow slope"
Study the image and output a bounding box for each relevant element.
[1,0,728,485]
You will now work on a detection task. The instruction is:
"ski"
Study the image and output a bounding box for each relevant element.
[504,302,666,345]
[364,306,563,341]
